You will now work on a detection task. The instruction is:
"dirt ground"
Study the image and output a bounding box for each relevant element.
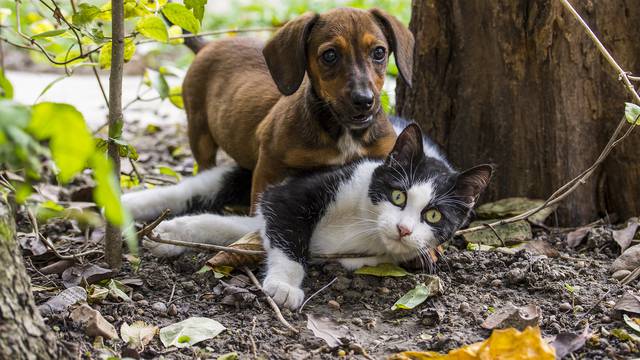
[19,120,640,359]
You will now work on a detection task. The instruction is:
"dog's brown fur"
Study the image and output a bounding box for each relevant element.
[182,8,414,208]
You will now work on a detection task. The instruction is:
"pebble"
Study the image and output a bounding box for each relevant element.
[132,293,144,301]
[619,342,631,353]
[601,315,611,323]
[490,279,502,288]
[352,318,364,327]
[137,300,149,307]
[506,268,525,284]
[378,287,390,295]
[168,304,178,316]
[559,302,572,312]
[612,269,631,281]
[328,300,341,310]
[151,302,167,313]
[183,281,196,292]
[366,319,377,330]
[459,302,471,313]
[136,308,144,315]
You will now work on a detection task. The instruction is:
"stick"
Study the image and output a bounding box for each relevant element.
[243,266,298,334]
[249,316,258,359]
[147,234,266,256]
[136,209,171,239]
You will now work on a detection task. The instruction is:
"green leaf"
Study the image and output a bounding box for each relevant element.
[169,86,183,109]
[184,0,208,22]
[31,29,67,39]
[158,165,181,181]
[392,283,430,310]
[136,15,168,43]
[147,69,170,99]
[159,317,226,348]
[217,352,238,360]
[0,68,14,100]
[167,25,184,44]
[625,102,640,125]
[72,3,101,26]
[0,8,11,26]
[162,3,200,34]
[99,39,136,69]
[354,263,410,277]
[28,102,94,183]
[624,314,640,334]
[35,74,68,103]
[105,279,131,301]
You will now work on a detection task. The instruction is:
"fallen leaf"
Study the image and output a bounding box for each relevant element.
[550,325,590,359]
[306,314,351,348]
[70,304,118,339]
[613,218,639,252]
[207,231,264,269]
[62,264,113,288]
[481,304,541,330]
[390,326,555,360]
[217,352,239,360]
[40,259,75,275]
[121,321,158,350]
[100,279,131,302]
[354,263,410,277]
[159,317,226,348]
[623,314,640,334]
[520,240,559,258]
[87,284,109,303]
[610,328,632,341]
[611,245,640,273]
[614,292,640,316]
[18,233,49,256]
[566,227,591,248]
[463,220,532,247]
[475,197,556,224]
[392,277,442,311]
[38,286,87,316]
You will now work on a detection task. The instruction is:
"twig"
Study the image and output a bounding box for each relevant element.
[579,289,611,321]
[91,65,109,108]
[135,27,277,45]
[298,277,338,313]
[168,283,176,304]
[249,316,258,359]
[620,265,640,286]
[146,234,265,256]
[243,266,298,334]
[136,209,171,238]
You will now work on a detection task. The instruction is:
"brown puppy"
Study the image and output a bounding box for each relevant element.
[182,8,414,208]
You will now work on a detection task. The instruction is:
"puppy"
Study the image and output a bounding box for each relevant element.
[182,8,414,209]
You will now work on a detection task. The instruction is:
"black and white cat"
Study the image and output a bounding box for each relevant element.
[122,119,492,309]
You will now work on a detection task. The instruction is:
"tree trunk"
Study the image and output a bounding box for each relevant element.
[105,0,125,269]
[0,199,65,359]
[397,0,640,225]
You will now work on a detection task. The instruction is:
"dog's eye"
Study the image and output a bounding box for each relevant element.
[372,46,386,62]
[322,49,337,64]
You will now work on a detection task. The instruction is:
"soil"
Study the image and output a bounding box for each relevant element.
[18,120,640,359]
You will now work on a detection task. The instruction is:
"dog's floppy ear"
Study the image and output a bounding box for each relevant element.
[370,8,415,87]
[263,12,319,96]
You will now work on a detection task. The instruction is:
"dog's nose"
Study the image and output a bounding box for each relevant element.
[397,224,412,238]
[351,89,374,110]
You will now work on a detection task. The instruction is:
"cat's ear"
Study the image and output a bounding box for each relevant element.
[453,164,493,207]
[386,123,424,166]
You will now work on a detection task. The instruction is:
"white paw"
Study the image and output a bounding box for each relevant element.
[263,278,305,310]
[144,220,189,257]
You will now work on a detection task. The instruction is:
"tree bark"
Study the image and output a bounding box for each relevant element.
[105,0,125,269]
[0,199,66,359]
[397,0,640,225]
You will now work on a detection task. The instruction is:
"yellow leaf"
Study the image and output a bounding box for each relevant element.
[391,327,555,360]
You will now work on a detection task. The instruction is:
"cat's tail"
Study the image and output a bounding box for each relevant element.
[121,165,251,221]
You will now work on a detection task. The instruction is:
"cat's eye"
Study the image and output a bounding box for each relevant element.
[424,209,442,223]
[390,190,406,207]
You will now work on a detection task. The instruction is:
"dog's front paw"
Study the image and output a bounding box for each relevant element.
[263,278,305,310]
[144,219,189,257]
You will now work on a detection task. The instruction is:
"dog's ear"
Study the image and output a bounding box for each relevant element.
[263,12,319,96]
[370,8,414,87]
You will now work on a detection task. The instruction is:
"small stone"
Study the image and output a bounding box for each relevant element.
[612,269,631,281]
[366,318,377,330]
[168,304,178,316]
[337,349,346,357]
[619,342,631,353]
[328,300,340,310]
[183,281,196,292]
[459,302,471,313]
[137,299,149,307]
[151,302,167,313]
[559,302,572,312]
[352,318,364,327]
[491,279,502,288]
[506,268,525,284]
[601,315,611,323]
[136,308,144,315]
[132,293,144,301]
[70,304,118,339]
[378,287,390,295]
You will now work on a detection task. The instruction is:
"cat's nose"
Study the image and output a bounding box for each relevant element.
[397,224,412,237]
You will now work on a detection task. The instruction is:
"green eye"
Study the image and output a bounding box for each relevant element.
[390,190,406,206]
[424,209,442,223]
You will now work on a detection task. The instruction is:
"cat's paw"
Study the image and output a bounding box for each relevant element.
[263,278,305,310]
[144,219,189,257]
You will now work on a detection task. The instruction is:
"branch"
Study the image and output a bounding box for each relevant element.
[243,266,298,334]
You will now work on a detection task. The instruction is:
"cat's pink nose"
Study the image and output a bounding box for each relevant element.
[397,224,412,237]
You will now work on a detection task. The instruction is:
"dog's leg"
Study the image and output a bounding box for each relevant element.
[250,155,284,213]
[188,111,218,169]
[122,165,244,221]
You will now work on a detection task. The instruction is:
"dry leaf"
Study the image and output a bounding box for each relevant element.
[18,233,49,256]
[566,227,591,248]
[306,314,352,348]
[38,286,87,316]
[611,244,640,273]
[481,304,541,330]
[551,325,590,359]
[62,264,113,288]
[207,231,264,268]
[121,321,158,350]
[390,326,555,360]
[613,217,639,252]
[614,292,640,316]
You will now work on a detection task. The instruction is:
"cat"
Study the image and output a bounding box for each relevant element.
[122,119,493,309]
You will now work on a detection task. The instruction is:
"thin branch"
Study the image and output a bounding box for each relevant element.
[146,234,265,256]
[136,208,171,239]
[91,65,109,108]
[243,266,298,334]
[135,27,276,45]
